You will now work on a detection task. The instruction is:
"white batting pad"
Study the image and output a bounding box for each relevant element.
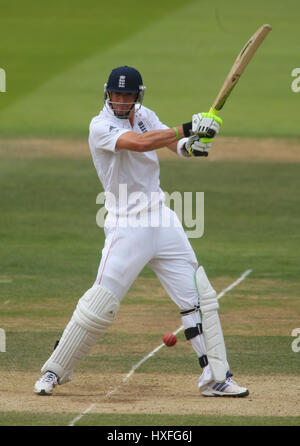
[41,285,119,383]
[195,266,229,382]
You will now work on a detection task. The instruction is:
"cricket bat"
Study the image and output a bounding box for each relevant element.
[209,24,272,116]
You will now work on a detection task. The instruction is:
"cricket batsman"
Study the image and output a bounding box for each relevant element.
[34,66,249,398]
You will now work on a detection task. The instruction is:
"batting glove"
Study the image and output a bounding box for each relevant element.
[192,112,223,138]
[185,135,212,157]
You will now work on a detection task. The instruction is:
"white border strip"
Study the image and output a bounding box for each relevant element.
[68,268,252,426]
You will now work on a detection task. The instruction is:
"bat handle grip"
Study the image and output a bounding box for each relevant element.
[209,107,218,116]
[208,108,223,128]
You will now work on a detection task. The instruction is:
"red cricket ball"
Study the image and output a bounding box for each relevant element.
[163,333,177,347]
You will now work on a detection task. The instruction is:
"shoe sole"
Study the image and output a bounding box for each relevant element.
[34,391,53,395]
[202,389,249,398]
[34,387,54,396]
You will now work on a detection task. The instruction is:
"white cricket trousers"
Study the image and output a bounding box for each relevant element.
[94,204,200,311]
[42,203,215,388]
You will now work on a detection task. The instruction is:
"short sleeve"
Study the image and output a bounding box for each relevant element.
[89,119,130,153]
[142,107,169,131]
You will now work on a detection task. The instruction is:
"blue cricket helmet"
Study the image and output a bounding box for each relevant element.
[104,66,146,109]
[106,66,144,94]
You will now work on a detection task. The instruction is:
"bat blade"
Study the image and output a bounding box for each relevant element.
[210,24,272,115]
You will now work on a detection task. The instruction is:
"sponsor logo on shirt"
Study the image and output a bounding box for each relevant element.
[138,121,147,133]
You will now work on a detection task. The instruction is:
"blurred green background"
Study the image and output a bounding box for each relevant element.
[0,0,299,138]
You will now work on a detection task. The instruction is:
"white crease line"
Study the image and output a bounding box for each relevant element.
[217,269,252,300]
[68,268,252,426]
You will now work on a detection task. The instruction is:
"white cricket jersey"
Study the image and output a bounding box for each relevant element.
[88,102,169,217]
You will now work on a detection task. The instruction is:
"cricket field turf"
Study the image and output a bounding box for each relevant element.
[0,0,299,429]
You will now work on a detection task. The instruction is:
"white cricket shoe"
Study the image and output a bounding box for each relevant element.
[34,371,58,395]
[200,373,249,397]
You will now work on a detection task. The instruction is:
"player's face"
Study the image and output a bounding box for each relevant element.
[109,92,137,118]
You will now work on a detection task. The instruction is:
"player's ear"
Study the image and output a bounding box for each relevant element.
[104,83,108,102]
